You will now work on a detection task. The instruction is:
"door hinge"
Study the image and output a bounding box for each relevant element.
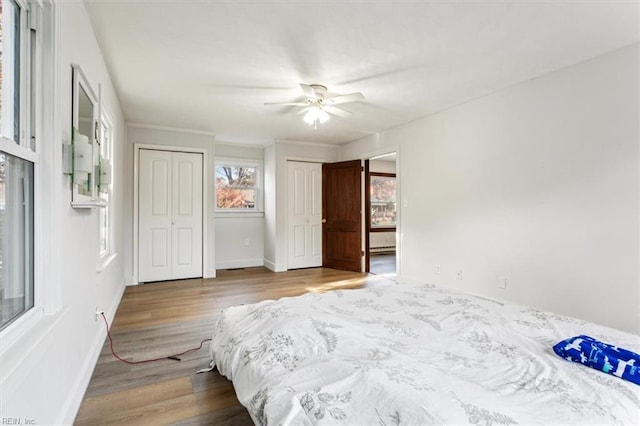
[361,250,365,256]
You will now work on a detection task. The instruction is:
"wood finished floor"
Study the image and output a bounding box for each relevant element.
[75,267,393,425]
[369,252,396,278]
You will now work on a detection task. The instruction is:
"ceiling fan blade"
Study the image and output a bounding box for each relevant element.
[264,102,308,106]
[323,105,352,118]
[300,83,317,100]
[324,92,364,105]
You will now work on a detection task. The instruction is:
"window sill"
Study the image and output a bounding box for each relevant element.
[215,211,265,219]
[0,306,67,384]
[97,252,118,273]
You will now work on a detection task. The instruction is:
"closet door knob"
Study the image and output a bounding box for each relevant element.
[321,219,327,223]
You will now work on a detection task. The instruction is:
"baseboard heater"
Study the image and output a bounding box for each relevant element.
[370,246,396,253]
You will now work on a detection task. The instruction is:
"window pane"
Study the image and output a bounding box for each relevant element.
[216,187,256,209]
[101,121,109,157]
[99,204,108,254]
[0,151,34,330]
[216,165,257,209]
[1,0,22,143]
[216,165,255,187]
[370,175,396,227]
[99,119,111,255]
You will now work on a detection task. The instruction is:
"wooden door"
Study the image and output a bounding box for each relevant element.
[138,149,203,282]
[288,161,323,269]
[322,160,362,272]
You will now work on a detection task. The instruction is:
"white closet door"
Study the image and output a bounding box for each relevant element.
[138,149,203,282]
[171,152,203,279]
[287,161,322,269]
[308,164,323,262]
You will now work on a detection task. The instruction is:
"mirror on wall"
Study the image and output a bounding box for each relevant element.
[67,64,101,208]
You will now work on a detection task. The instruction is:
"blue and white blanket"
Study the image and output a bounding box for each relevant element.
[554,335,640,385]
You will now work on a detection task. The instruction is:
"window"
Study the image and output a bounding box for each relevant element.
[0,0,38,330]
[0,153,34,329]
[98,115,113,258]
[215,158,261,211]
[1,0,21,143]
[370,173,396,229]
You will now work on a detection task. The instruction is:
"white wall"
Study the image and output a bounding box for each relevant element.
[1,1,127,423]
[342,44,640,334]
[125,125,216,282]
[215,217,264,269]
[214,143,264,269]
[264,141,339,271]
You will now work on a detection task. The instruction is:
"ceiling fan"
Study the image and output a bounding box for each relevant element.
[265,83,364,129]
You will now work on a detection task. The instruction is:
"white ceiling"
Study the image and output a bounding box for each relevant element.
[85,1,639,145]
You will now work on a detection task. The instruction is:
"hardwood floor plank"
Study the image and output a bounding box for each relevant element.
[76,267,390,424]
[171,405,253,426]
[79,385,242,425]
[76,377,193,423]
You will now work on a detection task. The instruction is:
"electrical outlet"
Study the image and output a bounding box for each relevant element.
[456,269,463,280]
[243,238,250,247]
[95,308,104,322]
[435,264,441,274]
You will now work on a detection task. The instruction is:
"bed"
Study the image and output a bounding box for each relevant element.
[209,281,640,425]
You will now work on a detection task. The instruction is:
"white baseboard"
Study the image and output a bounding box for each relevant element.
[57,281,126,424]
[263,259,276,271]
[216,258,264,270]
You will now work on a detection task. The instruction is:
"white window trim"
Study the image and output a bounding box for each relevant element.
[214,156,263,215]
[97,107,115,270]
[1,0,59,349]
[0,0,38,334]
[0,138,38,162]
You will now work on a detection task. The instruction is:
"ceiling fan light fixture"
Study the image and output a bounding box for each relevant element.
[303,105,330,126]
[266,82,363,130]
[303,107,319,124]
[317,108,330,123]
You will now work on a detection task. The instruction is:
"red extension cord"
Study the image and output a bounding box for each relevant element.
[100,312,212,365]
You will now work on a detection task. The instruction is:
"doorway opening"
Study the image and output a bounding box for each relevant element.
[365,153,397,280]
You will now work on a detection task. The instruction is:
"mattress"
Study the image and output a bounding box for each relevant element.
[209,281,640,425]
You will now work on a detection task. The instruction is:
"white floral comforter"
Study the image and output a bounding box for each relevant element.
[209,282,640,425]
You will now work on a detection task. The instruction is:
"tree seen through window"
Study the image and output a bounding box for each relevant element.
[216,165,257,209]
[370,175,396,227]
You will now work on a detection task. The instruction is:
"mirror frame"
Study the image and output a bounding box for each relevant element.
[70,64,102,208]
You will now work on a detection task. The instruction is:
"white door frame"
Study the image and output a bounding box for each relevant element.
[133,143,209,285]
[358,146,401,279]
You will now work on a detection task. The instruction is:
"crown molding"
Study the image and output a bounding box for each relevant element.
[126,122,216,137]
